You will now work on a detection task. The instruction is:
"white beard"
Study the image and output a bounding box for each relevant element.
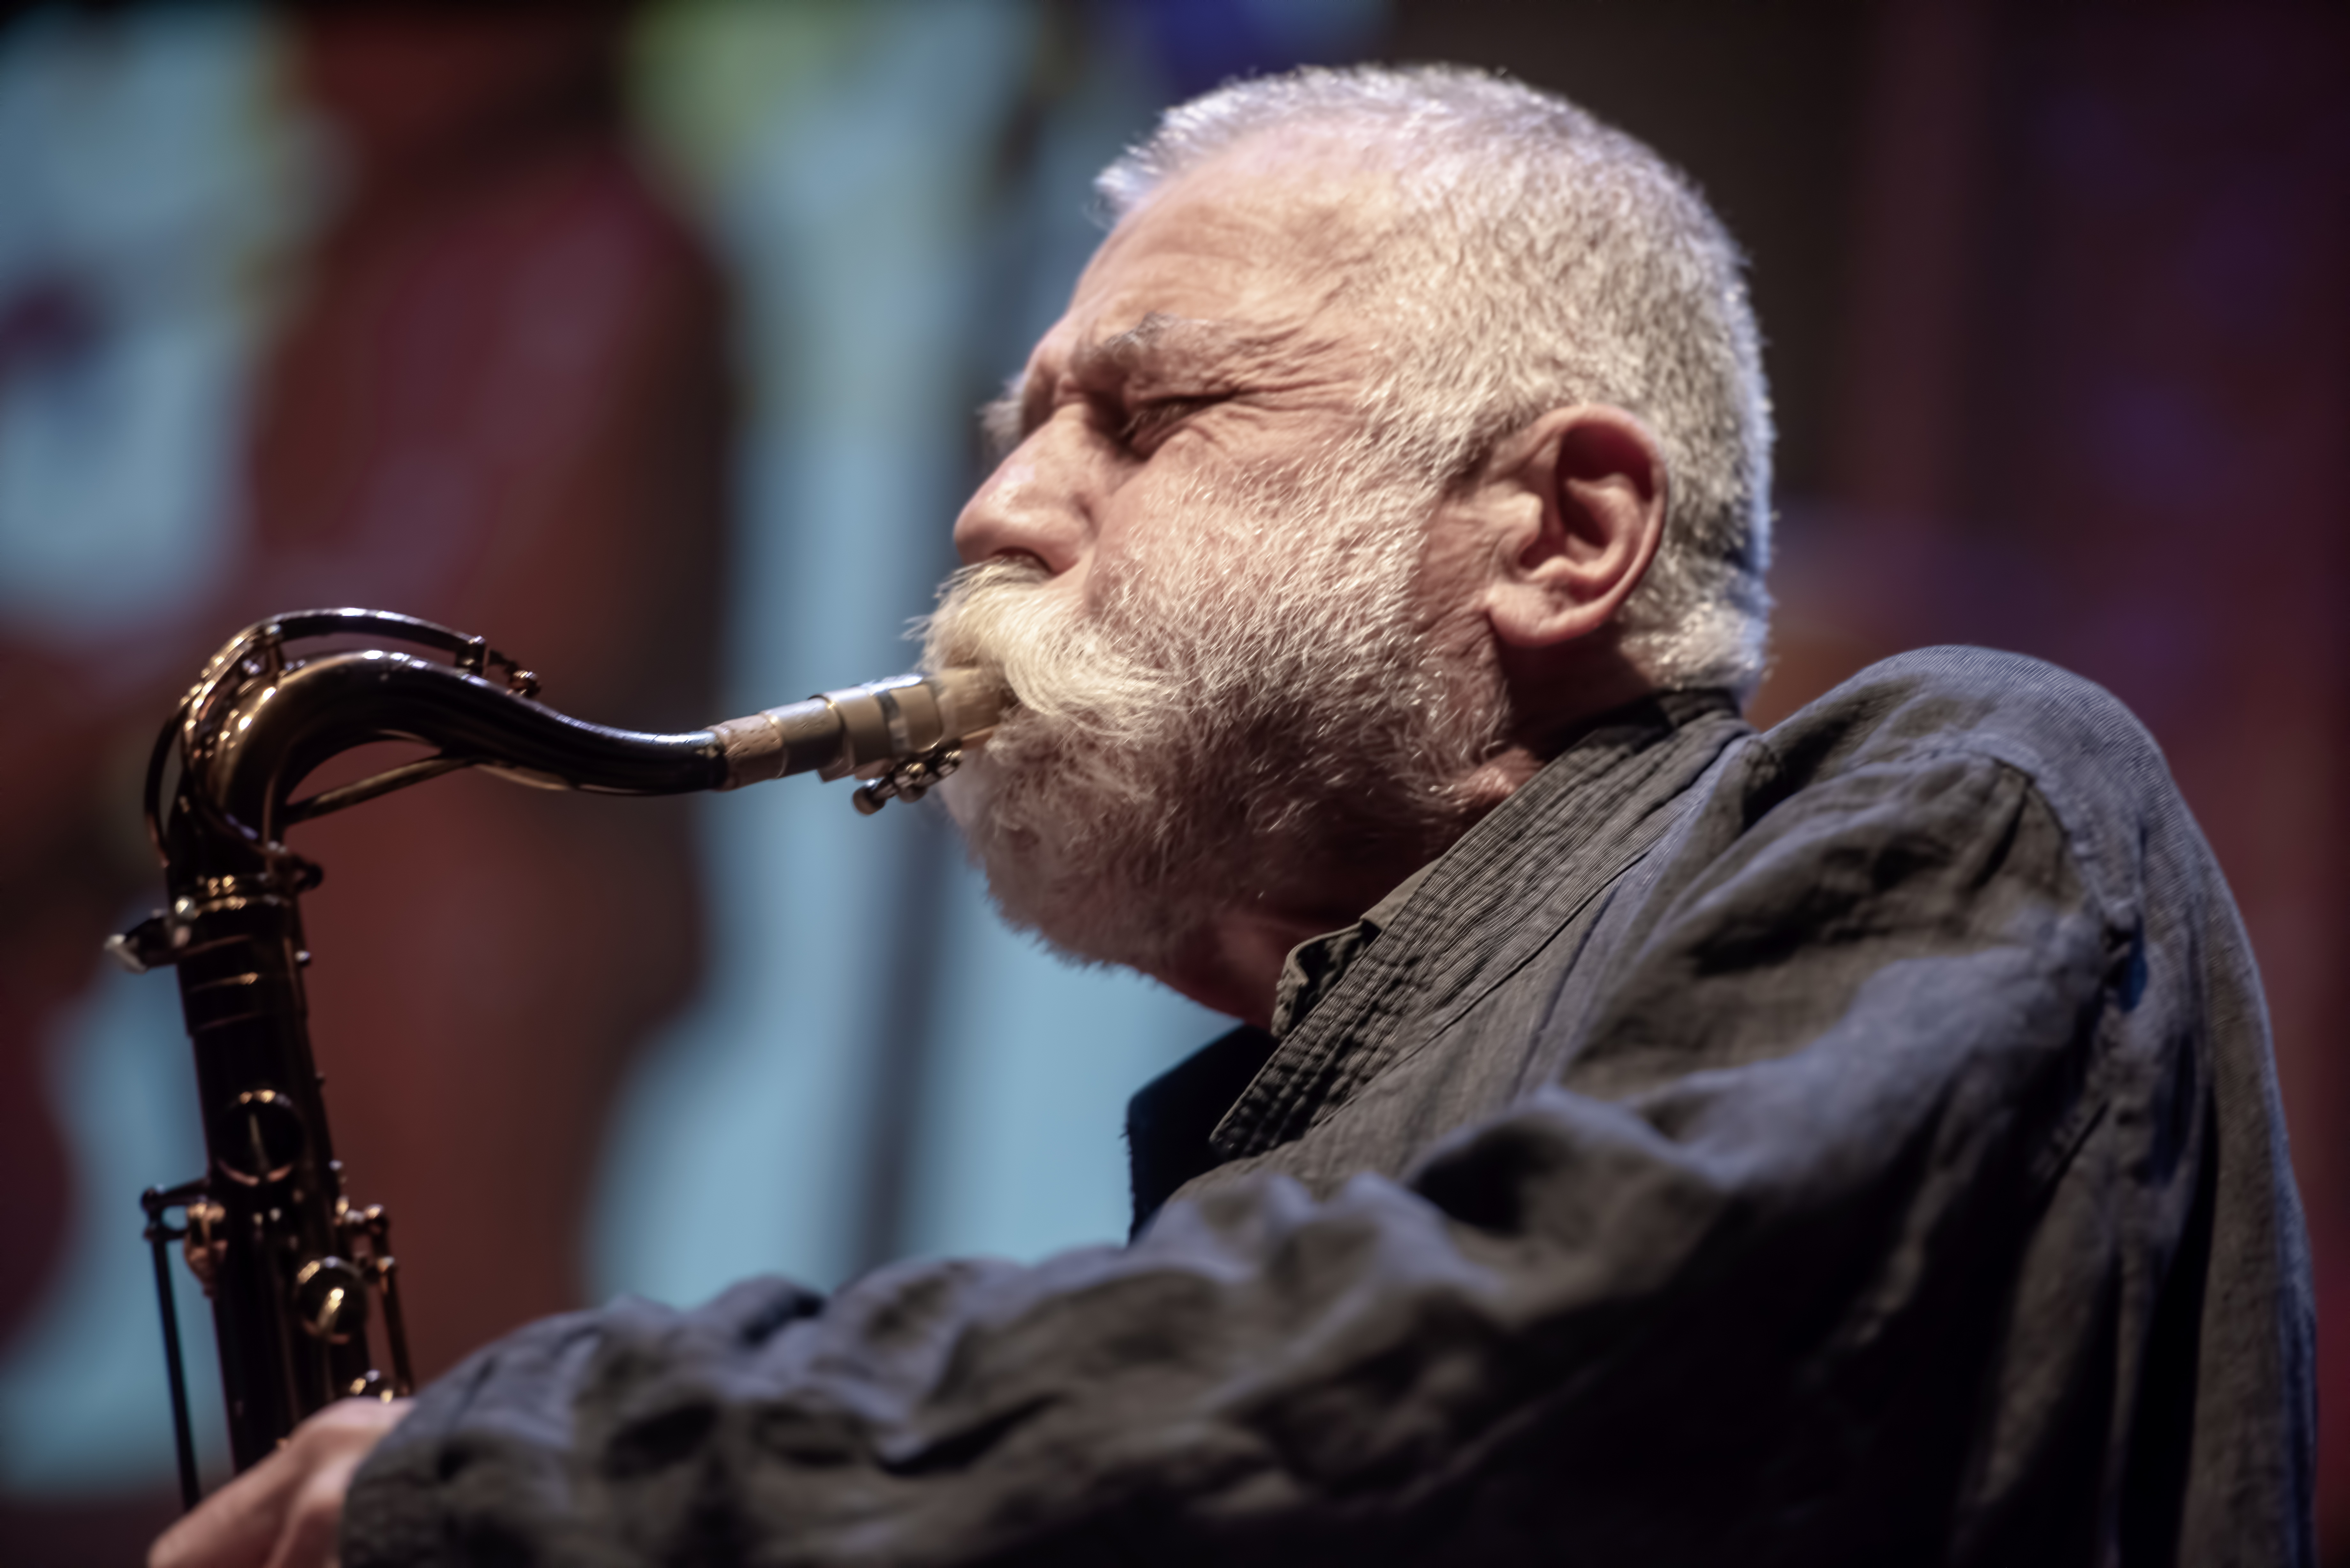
[920,448,1506,977]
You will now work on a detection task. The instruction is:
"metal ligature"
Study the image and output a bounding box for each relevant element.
[110,609,1004,1508]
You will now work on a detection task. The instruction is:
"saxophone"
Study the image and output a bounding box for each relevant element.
[108,608,1004,1508]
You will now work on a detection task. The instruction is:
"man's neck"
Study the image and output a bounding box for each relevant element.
[1157,899,1366,1032]
[1151,678,1675,1029]
[1152,805,1493,1032]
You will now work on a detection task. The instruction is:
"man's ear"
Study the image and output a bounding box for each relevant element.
[1478,406,1667,651]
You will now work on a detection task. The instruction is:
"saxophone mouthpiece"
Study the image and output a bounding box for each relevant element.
[708,668,1009,805]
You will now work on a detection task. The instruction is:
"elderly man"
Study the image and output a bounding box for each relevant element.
[159,65,2312,1568]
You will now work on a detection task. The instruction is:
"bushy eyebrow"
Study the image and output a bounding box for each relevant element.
[978,313,1246,462]
[980,382,1025,462]
[1073,312,1191,379]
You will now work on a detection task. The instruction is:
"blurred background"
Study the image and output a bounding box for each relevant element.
[0,1,2341,1560]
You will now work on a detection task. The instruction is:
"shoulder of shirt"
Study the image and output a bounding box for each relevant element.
[1738,645,2180,931]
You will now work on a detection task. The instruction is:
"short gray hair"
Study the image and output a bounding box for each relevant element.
[1097,64,1774,697]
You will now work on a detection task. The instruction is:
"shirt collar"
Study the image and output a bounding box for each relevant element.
[1269,862,1437,1039]
[1208,687,1747,1162]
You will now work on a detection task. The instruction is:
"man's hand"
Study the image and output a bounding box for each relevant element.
[149,1397,412,1568]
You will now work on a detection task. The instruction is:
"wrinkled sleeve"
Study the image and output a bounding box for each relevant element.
[344,749,2126,1567]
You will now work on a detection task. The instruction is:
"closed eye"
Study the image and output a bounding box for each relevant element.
[1118,396,1220,452]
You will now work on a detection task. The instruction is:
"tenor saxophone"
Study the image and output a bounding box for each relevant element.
[107,608,1004,1508]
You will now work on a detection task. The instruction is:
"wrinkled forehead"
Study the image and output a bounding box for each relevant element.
[1042,135,1403,378]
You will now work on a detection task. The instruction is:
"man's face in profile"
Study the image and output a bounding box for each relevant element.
[924,143,1507,998]
[953,141,1389,622]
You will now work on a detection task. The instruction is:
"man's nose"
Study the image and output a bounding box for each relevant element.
[952,418,1093,575]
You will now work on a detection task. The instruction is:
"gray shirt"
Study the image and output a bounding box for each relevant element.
[345,646,2315,1566]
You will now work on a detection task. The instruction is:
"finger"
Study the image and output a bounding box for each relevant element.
[299,1395,413,1446]
[263,1460,364,1568]
[149,1398,413,1568]
[263,1399,414,1568]
[150,1439,308,1568]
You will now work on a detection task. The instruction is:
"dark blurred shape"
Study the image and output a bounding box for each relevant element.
[1118,0,1385,97]
[0,1490,179,1567]
[0,274,102,384]
[0,4,728,1517]
[250,8,727,1382]
[294,7,623,193]
[0,747,112,1346]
